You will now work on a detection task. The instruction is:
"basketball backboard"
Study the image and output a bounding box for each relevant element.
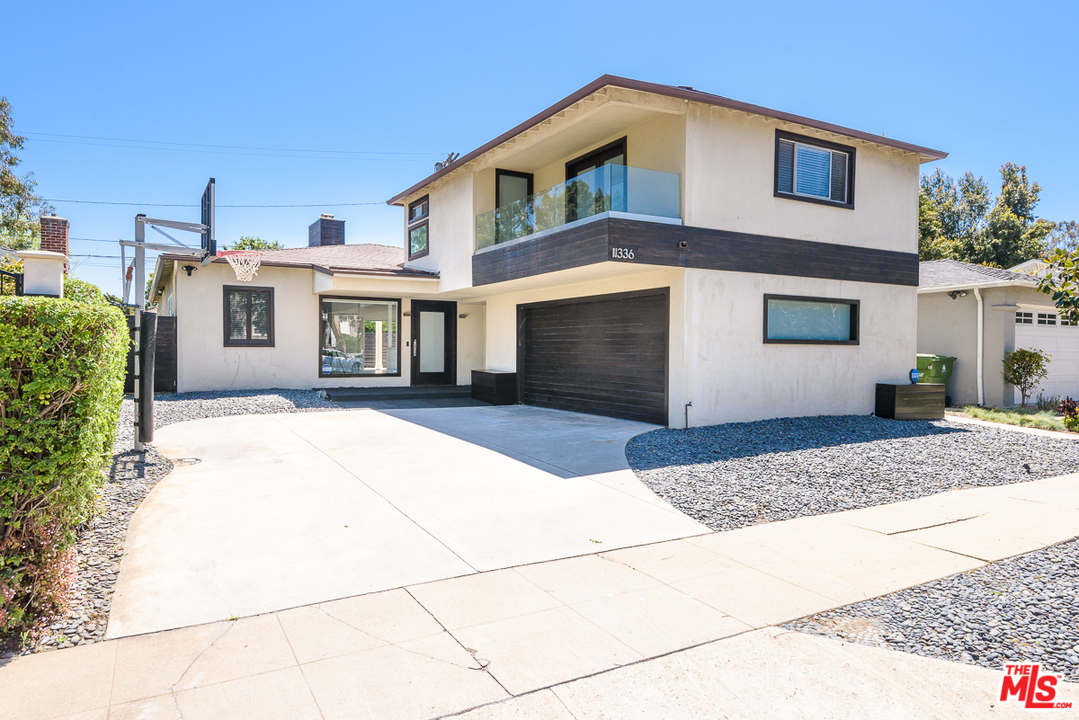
[200,177,216,265]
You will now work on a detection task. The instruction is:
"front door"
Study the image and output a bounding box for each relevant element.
[410,300,457,386]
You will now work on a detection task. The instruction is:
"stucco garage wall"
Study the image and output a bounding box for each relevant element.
[481,268,687,424]
[917,291,979,405]
[683,104,921,255]
[682,269,917,426]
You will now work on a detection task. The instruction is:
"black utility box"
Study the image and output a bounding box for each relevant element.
[875,383,945,420]
[471,370,518,405]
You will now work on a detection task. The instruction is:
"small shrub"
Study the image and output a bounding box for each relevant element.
[1036,394,1061,412]
[1060,397,1079,432]
[64,276,108,306]
[1002,348,1051,408]
[0,296,128,633]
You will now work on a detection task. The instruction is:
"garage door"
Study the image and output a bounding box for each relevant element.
[1015,311,1079,403]
[518,290,669,425]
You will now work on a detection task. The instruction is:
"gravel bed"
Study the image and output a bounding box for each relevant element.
[4,389,338,657]
[785,537,1079,681]
[627,415,1079,532]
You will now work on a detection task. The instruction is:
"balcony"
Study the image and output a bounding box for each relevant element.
[476,165,680,252]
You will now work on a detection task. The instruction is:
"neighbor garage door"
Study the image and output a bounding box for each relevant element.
[517,290,668,425]
[1015,311,1079,403]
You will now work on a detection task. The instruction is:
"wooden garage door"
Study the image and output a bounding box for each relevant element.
[517,289,669,425]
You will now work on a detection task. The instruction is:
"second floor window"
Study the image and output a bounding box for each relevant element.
[775,131,854,208]
[408,195,429,260]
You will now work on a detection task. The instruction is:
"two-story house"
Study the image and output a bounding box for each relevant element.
[153,75,946,427]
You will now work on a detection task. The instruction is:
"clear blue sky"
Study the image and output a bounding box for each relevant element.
[6,0,1077,295]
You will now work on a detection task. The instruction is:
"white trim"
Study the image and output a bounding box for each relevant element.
[917,280,1038,294]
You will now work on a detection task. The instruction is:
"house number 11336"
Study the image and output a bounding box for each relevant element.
[611,247,635,260]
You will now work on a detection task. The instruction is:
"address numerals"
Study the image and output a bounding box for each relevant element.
[611,247,635,260]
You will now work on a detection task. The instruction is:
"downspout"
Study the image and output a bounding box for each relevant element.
[974,287,985,406]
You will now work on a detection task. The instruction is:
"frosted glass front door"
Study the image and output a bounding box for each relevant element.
[419,311,445,372]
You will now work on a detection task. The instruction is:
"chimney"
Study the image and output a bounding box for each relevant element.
[308,214,345,247]
[39,215,69,274]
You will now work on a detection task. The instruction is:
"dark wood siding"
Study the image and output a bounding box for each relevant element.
[473,217,919,288]
[125,315,177,394]
[517,290,668,425]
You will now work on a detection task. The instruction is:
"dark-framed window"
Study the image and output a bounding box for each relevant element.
[319,296,401,377]
[763,294,859,345]
[408,195,429,260]
[565,137,627,181]
[774,131,855,209]
[224,286,274,347]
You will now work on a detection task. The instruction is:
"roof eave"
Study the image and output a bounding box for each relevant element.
[386,74,949,206]
[917,280,1040,294]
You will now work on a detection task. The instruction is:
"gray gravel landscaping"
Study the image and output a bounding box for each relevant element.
[7,389,338,657]
[627,415,1079,532]
[785,537,1079,682]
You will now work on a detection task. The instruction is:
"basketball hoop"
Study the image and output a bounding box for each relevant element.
[218,250,263,282]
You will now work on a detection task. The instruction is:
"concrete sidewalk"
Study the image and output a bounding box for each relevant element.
[5,472,1079,719]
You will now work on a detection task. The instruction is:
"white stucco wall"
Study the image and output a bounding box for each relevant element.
[479,266,916,428]
[170,263,486,393]
[681,269,917,426]
[684,104,921,254]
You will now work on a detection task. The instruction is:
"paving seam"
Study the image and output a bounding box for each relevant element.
[401,587,514,698]
[270,415,479,573]
[273,613,327,720]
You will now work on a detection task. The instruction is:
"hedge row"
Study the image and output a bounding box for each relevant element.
[0,293,128,631]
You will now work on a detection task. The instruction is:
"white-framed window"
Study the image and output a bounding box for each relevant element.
[1063,316,1076,327]
[776,131,854,207]
[1038,313,1057,326]
[1016,312,1033,324]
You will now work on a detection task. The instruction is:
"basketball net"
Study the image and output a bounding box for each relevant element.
[219,250,263,282]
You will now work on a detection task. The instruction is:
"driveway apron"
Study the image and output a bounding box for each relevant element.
[107,406,706,637]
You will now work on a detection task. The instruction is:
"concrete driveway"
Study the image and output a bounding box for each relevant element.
[108,406,707,638]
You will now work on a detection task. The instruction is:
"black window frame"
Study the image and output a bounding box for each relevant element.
[223,285,275,347]
[774,130,856,210]
[763,294,860,345]
[407,195,430,260]
[565,137,628,181]
[318,295,403,378]
[495,169,534,208]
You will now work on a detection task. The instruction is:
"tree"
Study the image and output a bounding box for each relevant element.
[227,236,281,251]
[1047,220,1079,254]
[1002,348,1050,408]
[917,164,1051,268]
[0,97,52,250]
[976,163,1052,268]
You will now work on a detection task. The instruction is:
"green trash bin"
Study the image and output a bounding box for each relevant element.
[916,353,956,385]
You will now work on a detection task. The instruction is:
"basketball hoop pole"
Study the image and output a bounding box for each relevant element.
[122,179,214,452]
[133,216,146,451]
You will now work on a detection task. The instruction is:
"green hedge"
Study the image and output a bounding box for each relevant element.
[0,295,128,631]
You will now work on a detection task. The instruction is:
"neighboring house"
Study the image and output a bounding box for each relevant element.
[917,259,1079,407]
[153,75,946,427]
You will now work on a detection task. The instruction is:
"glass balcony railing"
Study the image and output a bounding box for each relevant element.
[476,164,680,251]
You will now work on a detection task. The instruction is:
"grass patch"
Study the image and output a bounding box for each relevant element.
[962,405,1069,432]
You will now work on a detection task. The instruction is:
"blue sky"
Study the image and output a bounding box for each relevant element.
[5,0,1077,295]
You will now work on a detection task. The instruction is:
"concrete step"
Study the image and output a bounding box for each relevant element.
[323,385,473,401]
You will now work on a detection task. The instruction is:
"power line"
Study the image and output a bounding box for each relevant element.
[19,130,443,158]
[46,199,387,208]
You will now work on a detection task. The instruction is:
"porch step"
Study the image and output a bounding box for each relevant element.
[322,385,473,402]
